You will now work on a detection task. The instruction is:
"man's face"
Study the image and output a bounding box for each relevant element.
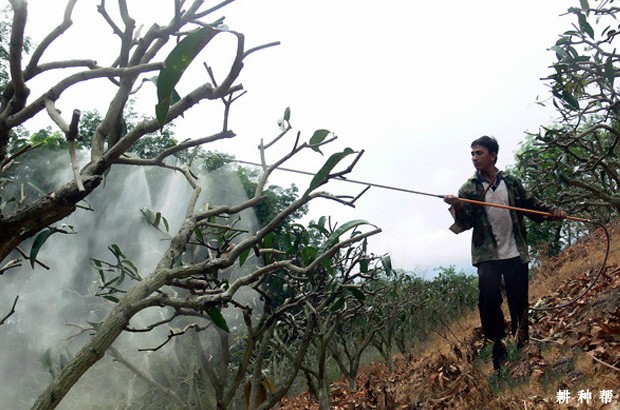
[471,144,496,171]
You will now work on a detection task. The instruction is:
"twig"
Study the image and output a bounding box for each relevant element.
[138,323,209,352]
[530,336,563,345]
[0,296,19,325]
[44,100,85,191]
[15,246,50,270]
[97,0,123,36]
[67,110,84,191]
[25,0,78,75]
[194,0,238,19]
[587,351,620,372]
[243,41,280,58]
[0,259,22,275]
[0,141,41,172]
[116,130,235,167]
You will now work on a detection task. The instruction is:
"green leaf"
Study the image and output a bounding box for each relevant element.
[360,257,369,274]
[579,0,589,11]
[604,56,615,87]
[162,216,170,233]
[330,297,346,312]
[103,295,119,303]
[109,244,125,259]
[309,129,331,155]
[317,219,369,255]
[309,217,330,237]
[561,90,580,110]
[554,169,570,186]
[574,56,590,63]
[103,277,120,288]
[122,258,139,277]
[323,258,335,275]
[142,208,154,223]
[207,306,230,333]
[283,106,291,121]
[239,248,251,267]
[143,210,170,233]
[306,148,355,194]
[263,232,277,249]
[302,246,318,265]
[30,229,55,269]
[92,259,105,282]
[381,255,393,276]
[347,286,366,301]
[156,25,221,129]
[146,76,182,106]
[555,37,571,46]
[194,227,204,243]
[551,45,569,61]
[577,12,594,39]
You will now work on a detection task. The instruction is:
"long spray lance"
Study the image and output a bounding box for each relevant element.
[235,159,610,309]
[235,159,590,222]
[234,160,444,199]
[454,198,591,223]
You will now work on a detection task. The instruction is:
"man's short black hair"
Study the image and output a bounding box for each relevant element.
[471,135,499,155]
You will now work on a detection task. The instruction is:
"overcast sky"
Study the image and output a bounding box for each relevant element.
[15,0,572,276]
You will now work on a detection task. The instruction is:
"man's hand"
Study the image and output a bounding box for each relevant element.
[546,208,568,221]
[444,195,461,206]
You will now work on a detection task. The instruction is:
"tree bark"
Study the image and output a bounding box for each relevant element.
[0,176,101,262]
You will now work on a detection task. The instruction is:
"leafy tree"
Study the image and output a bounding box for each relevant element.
[367,267,477,371]
[368,270,426,366]
[511,133,594,255]
[532,0,620,214]
[237,165,307,231]
[77,106,179,159]
[201,150,235,172]
[511,0,620,255]
[257,219,386,410]
[0,2,383,409]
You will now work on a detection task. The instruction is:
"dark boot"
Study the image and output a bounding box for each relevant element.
[492,339,507,370]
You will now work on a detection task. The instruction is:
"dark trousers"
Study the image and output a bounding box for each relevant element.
[477,257,529,342]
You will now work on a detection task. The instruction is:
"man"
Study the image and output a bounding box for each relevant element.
[444,136,566,370]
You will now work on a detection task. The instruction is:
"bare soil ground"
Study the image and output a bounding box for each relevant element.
[280,221,620,409]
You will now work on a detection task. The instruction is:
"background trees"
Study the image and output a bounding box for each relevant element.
[513,0,620,255]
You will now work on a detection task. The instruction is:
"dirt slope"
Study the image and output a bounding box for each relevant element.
[281,221,620,409]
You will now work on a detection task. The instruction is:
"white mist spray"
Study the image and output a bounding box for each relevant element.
[0,159,262,409]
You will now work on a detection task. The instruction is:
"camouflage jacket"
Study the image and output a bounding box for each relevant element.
[449,171,556,266]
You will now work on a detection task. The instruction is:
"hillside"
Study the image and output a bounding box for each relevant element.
[281,221,620,409]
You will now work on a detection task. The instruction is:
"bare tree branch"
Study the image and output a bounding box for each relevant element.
[24,0,78,75]
[0,295,18,325]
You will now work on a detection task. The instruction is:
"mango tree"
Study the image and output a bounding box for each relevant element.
[0,1,383,408]
[527,0,620,215]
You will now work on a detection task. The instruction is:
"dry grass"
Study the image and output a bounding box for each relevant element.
[281,221,620,409]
